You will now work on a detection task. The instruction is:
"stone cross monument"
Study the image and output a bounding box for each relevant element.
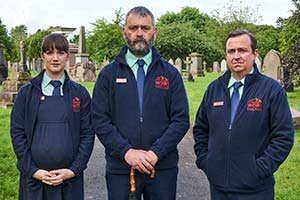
[75,26,89,64]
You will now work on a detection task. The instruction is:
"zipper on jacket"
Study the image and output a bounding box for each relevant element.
[226,127,231,186]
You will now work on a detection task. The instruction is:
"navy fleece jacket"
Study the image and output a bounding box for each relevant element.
[91,46,190,173]
[193,65,294,192]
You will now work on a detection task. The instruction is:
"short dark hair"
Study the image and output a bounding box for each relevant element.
[225,30,257,52]
[41,33,69,53]
[124,6,155,26]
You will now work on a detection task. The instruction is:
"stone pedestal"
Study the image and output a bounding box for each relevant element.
[190,52,204,77]
[0,71,31,108]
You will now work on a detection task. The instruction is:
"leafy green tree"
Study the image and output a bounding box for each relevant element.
[157,7,209,32]
[279,0,300,89]
[9,25,28,62]
[25,29,50,59]
[0,19,13,61]
[87,17,124,63]
[254,25,279,59]
[155,22,223,68]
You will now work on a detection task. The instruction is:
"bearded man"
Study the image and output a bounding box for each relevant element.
[91,6,190,200]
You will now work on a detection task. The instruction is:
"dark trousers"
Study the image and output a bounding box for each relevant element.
[210,184,274,200]
[106,167,178,200]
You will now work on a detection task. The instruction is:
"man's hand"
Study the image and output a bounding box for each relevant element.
[125,149,155,174]
[146,150,158,167]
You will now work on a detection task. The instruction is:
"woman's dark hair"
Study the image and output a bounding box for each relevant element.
[41,33,69,53]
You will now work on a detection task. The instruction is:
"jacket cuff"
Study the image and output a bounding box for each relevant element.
[120,144,132,160]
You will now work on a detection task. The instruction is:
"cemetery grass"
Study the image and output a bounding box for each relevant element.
[0,71,299,199]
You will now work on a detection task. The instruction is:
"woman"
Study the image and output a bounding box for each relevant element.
[10,33,94,200]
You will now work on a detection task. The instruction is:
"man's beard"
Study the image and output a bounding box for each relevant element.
[125,35,155,56]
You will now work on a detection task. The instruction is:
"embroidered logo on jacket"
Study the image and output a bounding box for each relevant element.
[155,76,169,90]
[72,97,81,112]
[247,97,262,111]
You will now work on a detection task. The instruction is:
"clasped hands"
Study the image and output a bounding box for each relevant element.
[124,149,158,174]
[33,168,75,186]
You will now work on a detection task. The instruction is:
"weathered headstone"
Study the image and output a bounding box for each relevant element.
[7,61,11,70]
[213,61,220,73]
[263,50,281,81]
[168,59,174,65]
[71,62,96,82]
[0,44,8,84]
[36,58,43,72]
[203,61,207,72]
[0,43,32,107]
[174,58,182,74]
[75,26,89,64]
[183,57,194,82]
[0,70,31,108]
[190,52,204,77]
[220,59,227,73]
[255,56,262,72]
[20,41,29,72]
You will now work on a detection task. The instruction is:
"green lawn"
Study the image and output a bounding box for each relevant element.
[0,71,299,199]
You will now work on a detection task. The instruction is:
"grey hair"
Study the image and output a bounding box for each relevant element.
[124,6,155,26]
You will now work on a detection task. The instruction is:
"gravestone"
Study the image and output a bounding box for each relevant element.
[36,58,43,72]
[255,56,262,71]
[220,59,227,73]
[183,57,194,82]
[0,43,32,108]
[174,58,182,74]
[263,50,281,81]
[71,62,96,82]
[0,44,8,84]
[190,52,204,77]
[203,61,207,72]
[19,41,29,72]
[168,59,174,65]
[75,26,89,64]
[213,61,220,73]
[7,61,11,70]
[0,69,31,108]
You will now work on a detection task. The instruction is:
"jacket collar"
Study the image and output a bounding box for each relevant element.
[220,63,260,87]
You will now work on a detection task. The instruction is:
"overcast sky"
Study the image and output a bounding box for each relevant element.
[0,0,295,36]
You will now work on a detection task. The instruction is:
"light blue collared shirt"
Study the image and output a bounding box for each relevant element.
[125,49,152,79]
[228,67,254,98]
[42,72,65,96]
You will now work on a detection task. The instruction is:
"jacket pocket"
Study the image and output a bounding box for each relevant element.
[206,157,227,186]
[229,154,262,189]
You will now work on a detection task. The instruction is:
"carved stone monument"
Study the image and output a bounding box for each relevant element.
[0,66,31,108]
[0,44,8,84]
[0,43,31,108]
[183,57,194,82]
[190,52,204,76]
[20,41,29,72]
[174,58,182,74]
[75,26,89,64]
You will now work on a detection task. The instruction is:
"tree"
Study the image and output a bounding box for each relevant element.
[155,22,223,68]
[9,25,28,62]
[212,0,262,25]
[26,29,50,59]
[87,12,124,63]
[157,7,209,32]
[0,19,13,61]
[279,0,300,90]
